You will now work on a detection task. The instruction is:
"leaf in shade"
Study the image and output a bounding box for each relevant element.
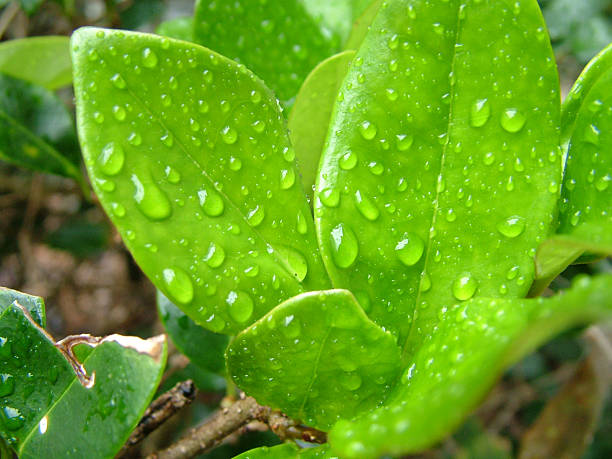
[289,50,355,201]
[157,290,228,374]
[227,289,401,430]
[234,442,332,458]
[71,28,330,335]
[0,73,83,183]
[0,36,72,90]
[0,287,45,327]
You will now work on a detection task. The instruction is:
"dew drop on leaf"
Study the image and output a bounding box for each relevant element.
[2,406,24,431]
[221,125,238,144]
[330,223,359,268]
[164,166,181,184]
[496,215,526,238]
[163,267,194,305]
[395,233,425,266]
[452,273,478,301]
[296,210,308,234]
[204,242,225,268]
[500,108,526,133]
[226,290,254,323]
[280,168,295,189]
[281,314,301,338]
[470,98,490,127]
[141,47,158,68]
[0,373,15,397]
[396,134,414,151]
[111,202,126,218]
[112,105,126,121]
[110,73,126,89]
[584,124,600,145]
[319,188,341,207]
[358,120,377,140]
[131,174,172,220]
[197,188,224,217]
[354,190,380,221]
[339,151,357,170]
[98,142,125,176]
[247,205,265,227]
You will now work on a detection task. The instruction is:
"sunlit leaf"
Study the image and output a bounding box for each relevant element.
[344,0,382,50]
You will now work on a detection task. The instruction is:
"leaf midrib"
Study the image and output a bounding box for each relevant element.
[297,326,332,420]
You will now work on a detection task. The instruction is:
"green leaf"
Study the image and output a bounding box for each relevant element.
[234,443,332,458]
[227,289,401,430]
[71,27,330,335]
[344,0,383,50]
[0,302,167,457]
[155,16,194,42]
[315,0,561,351]
[289,50,355,200]
[0,73,83,183]
[0,287,45,327]
[329,274,612,458]
[193,0,342,106]
[0,36,72,90]
[157,290,228,373]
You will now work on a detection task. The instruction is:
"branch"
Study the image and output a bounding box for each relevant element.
[147,394,327,459]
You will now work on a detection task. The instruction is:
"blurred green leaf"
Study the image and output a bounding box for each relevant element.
[344,0,382,50]
[155,16,194,41]
[46,219,109,258]
[119,0,164,30]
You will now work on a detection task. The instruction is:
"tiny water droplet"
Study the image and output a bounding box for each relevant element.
[497,215,525,238]
[111,202,126,217]
[2,406,24,431]
[330,223,359,268]
[452,273,478,301]
[395,233,425,266]
[161,132,174,147]
[93,111,104,124]
[163,267,194,305]
[0,374,15,397]
[282,314,301,338]
[277,246,308,281]
[500,108,526,133]
[98,142,125,176]
[296,210,308,234]
[470,98,490,127]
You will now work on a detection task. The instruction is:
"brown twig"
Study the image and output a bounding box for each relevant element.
[117,380,197,458]
[146,394,327,459]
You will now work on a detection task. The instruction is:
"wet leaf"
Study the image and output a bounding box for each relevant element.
[227,289,401,430]
[193,0,343,106]
[157,290,228,374]
[0,36,72,90]
[0,73,83,182]
[289,50,355,200]
[0,303,167,457]
[0,287,45,327]
[315,0,561,350]
[344,0,383,50]
[235,442,332,458]
[329,274,612,458]
[71,28,330,335]
[155,16,194,42]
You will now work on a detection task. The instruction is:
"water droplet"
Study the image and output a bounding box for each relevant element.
[452,273,478,301]
[221,125,238,144]
[189,118,200,132]
[204,242,225,268]
[112,105,126,121]
[339,151,357,170]
[496,215,526,238]
[142,47,158,68]
[2,406,24,431]
[226,290,253,323]
[0,374,14,397]
[280,168,295,189]
[354,190,379,221]
[368,161,384,176]
[98,142,125,176]
[228,156,242,171]
[128,132,142,146]
[277,246,308,281]
[341,373,362,391]
[251,120,265,133]
[470,98,490,127]
[296,210,308,234]
[93,111,104,124]
[161,132,174,147]
[163,267,194,305]
[247,205,265,227]
[595,174,611,191]
[330,223,359,268]
[396,134,414,151]
[420,272,431,292]
[282,314,301,338]
[359,120,377,140]
[198,188,224,217]
[584,124,600,145]
[388,34,399,49]
[132,174,172,220]
[395,233,425,266]
[87,49,99,61]
[500,108,526,133]
[110,73,126,89]
[570,210,581,226]
[319,188,340,207]
[483,152,495,165]
[111,202,126,217]
[164,166,181,184]
[445,208,457,222]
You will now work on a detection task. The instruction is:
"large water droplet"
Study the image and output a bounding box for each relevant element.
[280,168,295,189]
[204,242,225,268]
[164,166,181,184]
[247,205,265,227]
[281,314,301,338]
[163,267,194,305]
[496,215,526,238]
[339,151,357,170]
[500,108,526,133]
[221,125,238,144]
[354,190,379,221]
[395,233,425,266]
[330,223,359,268]
[3,406,24,431]
[110,73,127,89]
[131,174,172,220]
[142,47,158,68]
[98,142,125,176]
[595,174,611,191]
[470,98,490,127]
[226,290,254,323]
[359,120,377,140]
[319,188,340,207]
[198,188,224,217]
[452,273,478,301]
[396,134,414,151]
[112,105,126,121]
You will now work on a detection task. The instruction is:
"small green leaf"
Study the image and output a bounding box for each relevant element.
[0,37,72,90]
[157,290,228,373]
[0,73,83,182]
[227,289,401,430]
[289,50,355,199]
[155,16,194,42]
[193,0,342,106]
[0,287,45,327]
[329,274,612,458]
[344,0,383,50]
[315,0,561,352]
[71,28,330,335]
[234,443,332,458]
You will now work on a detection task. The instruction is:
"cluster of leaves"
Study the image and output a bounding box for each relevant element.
[1,0,612,457]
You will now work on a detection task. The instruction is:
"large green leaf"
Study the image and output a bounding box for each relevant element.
[157,290,228,374]
[234,443,332,458]
[0,287,45,327]
[0,36,72,90]
[0,73,83,183]
[227,290,400,430]
[288,50,355,200]
[0,302,167,458]
[344,0,383,50]
[315,0,561,353]
[192,0,343,106]
[155,16,194,42]
[329,274,612,458]
[71,28,330,335]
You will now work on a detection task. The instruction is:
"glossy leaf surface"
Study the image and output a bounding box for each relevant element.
[0,73,82,182]
[157,290,228,373]
[0,303,167,458]
[315,0,561,353]
[288,50,355,199]
[193,0,342,106]
[235,443,332,458]
[329,274,612,458]
[0,287,45,327]
[227,290,401,430]
[155,17,193,42]
[344,0,382,50]
[0,36,72,90]
[72,28,330,335]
